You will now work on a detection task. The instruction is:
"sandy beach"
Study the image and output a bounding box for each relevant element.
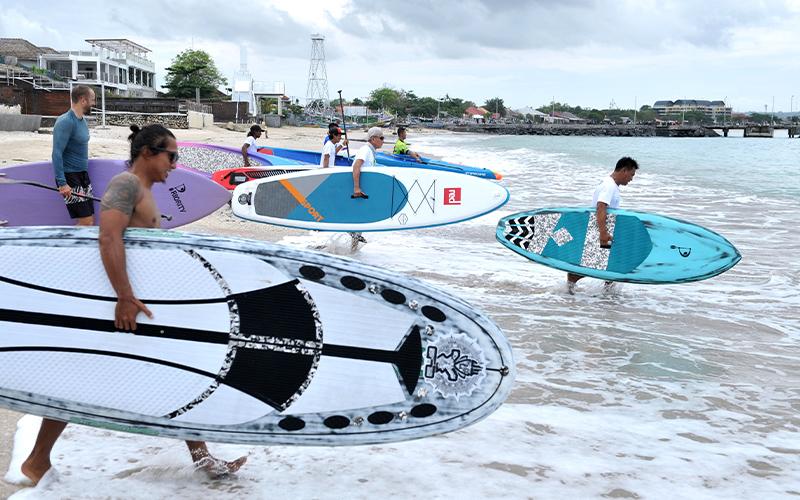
[0,121,400,496]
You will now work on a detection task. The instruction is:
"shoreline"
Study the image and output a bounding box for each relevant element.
[431,122,800,138]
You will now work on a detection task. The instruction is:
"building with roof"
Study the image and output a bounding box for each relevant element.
[652,99,731,119]
[553,111,586,124]
[38,39,157,97]
[0,38,59,68]
[464,106,490,122]
[513,107,551,123]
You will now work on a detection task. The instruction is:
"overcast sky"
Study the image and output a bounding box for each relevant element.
[2,0,799,112]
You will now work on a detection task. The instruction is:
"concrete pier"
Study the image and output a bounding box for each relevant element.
[441,123,718,137]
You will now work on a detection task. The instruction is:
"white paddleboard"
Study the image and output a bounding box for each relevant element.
[231,166,509,231]
[0,227,515,445]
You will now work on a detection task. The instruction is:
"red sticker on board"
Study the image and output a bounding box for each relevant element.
[444,187,462,205]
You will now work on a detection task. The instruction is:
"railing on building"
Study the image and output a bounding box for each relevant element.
[1,63,70,91]
[121,53,155,69]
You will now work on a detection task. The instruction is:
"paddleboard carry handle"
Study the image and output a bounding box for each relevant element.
[351,192,369,199]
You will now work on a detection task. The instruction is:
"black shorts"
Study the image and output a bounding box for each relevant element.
[63,171,94,219]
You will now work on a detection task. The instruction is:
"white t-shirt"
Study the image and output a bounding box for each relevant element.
[243,136,259,156]
[593,175,621,208]
[320,140,339,167]
[353,143,376,167]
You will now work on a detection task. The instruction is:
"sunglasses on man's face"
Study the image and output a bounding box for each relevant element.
[151,147,179,164]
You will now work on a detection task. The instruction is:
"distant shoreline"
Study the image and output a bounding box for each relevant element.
[426,123,800,138]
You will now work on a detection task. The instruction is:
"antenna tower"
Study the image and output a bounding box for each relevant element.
[305,34,331,118]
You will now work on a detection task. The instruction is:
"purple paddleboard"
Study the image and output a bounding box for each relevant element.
[0,159,231,228]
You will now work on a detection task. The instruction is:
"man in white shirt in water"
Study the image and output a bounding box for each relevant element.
[351,126,384,198]
[567,156,638,292]
[348,127,385,247]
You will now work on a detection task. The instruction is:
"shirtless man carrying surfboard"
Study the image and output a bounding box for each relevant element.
[20,124,246,485]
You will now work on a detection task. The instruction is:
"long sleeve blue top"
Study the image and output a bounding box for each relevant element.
[51,109,89,186]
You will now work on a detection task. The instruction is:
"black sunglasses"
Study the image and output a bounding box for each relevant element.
[151,147,179,164]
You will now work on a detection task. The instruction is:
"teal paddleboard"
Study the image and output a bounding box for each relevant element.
[497,207,741,284]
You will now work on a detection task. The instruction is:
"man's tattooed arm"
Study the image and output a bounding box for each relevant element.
[101,173,141,216]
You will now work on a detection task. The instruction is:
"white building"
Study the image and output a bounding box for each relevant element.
[38,39,157,97]
[515,107,550,122]
[652,99,731,119]
[232,47,286,116]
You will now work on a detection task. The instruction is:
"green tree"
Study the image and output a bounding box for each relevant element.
[637,105,656,122]
[408,97,439,117]
[683,110,711,124]
[441,96,472,117]
[366,87,402,114]
[748,112,773,123]
[287,102,304,115]
[351,97,364,106]
[164,49,227,98]
[484,97,506,117]
[585,110,605,123]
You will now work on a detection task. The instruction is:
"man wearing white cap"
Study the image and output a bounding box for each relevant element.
[347,126,384,247]
[351,126,385,198]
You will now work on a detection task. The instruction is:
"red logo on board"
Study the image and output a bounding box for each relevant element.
[444,187,462,205]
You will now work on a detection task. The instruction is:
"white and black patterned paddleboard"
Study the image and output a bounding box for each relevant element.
[0,227,514,445]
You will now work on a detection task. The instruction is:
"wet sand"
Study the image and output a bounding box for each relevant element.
[0,409,19,497]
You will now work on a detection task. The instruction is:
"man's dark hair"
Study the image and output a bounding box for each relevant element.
[247,124,265,138]
[397,126,406,134]
[71,85,93,104]
[615,157,639,171]
[328,122,339,132]
[128,124,176,163]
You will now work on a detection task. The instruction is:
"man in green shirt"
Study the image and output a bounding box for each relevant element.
[393,126,421,161]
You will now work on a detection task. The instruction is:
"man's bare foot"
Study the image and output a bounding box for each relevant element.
[20,458,51,486]
[349,232,366,252]
[566,272,583,294]
[194,455,248,479]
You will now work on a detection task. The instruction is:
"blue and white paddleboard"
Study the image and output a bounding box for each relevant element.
[0,227,515,445]
[375,152,501,180]
[258,146,501,180]
[232,166,509,231]
[497,207,741,283]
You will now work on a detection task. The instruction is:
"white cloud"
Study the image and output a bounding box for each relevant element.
[1,0,798,110]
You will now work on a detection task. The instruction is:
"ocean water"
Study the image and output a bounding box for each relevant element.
[6,134,800,499]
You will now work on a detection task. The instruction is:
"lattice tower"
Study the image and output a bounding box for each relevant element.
[305,34,331,117]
